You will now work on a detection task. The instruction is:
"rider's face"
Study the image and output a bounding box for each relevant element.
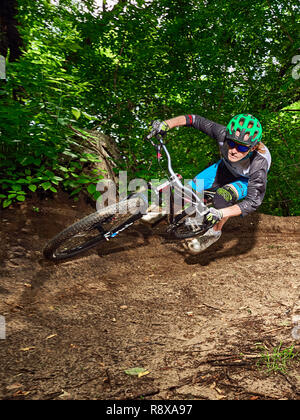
[227,121,252,162]
[227,142,250,162]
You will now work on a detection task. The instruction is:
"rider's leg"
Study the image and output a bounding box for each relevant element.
[142,161,223,224]
[211,183,240,231]
[189,160,222,193]
[184,161,224,254]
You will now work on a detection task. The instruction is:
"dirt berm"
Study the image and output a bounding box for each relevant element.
[0,191,299,400]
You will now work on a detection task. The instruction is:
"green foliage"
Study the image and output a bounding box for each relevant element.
[0,0,104,205]
[259,103,299,216]
[0,0,299,215]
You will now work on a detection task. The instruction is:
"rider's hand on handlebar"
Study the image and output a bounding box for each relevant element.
[149,120,170,138]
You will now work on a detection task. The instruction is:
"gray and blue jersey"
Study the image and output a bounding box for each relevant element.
[185,114,271,216]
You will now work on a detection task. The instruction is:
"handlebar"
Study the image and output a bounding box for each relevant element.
[145,130,164,147]
[145,132,205,212]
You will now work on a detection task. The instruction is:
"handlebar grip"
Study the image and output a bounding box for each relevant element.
[146,131,164,143]
[146,129,158,140]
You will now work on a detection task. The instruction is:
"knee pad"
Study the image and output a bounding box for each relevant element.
[213,185,238,209]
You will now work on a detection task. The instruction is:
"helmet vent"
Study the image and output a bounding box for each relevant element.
[244,131,250,141]
[226,114,262,145]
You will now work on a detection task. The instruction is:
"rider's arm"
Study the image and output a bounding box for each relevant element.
[165,114,226,143]
[165,115,187,129]
[220,164,268,220]
[237,167,268,216]
[221,204,242,218]
[219,166,268,219]
[212,204,242,231]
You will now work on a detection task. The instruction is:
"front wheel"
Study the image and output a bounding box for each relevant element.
[43,194,147,261]
[172,218,209,239]
[171,191,216,239]
[167,207,210,240]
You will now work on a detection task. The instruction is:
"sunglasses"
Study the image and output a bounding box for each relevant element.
[227,139,250,153]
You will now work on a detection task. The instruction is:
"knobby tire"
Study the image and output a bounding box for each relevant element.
[43,195,147,261]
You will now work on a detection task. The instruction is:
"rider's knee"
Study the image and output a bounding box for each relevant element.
[213,184,238,209]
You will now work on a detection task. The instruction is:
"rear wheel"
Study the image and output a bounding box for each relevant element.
[43,195,147,261]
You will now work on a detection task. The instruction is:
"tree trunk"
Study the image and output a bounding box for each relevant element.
[0,0,23,61]
[69,126,121,183]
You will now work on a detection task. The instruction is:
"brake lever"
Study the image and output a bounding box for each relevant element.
[145,132,165,148]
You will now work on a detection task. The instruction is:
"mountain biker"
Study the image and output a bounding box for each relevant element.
[142,114,271,254]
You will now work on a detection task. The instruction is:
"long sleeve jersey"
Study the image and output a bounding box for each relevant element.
[185,114,272,216]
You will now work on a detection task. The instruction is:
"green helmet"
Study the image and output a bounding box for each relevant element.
[226,114,262,147]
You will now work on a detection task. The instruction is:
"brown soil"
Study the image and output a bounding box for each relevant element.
[0,191,299,400]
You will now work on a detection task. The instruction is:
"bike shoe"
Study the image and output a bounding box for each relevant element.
[183,228,222,254]
[141,205,165,224]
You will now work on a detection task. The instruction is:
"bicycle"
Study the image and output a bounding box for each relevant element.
[43,132,215,261]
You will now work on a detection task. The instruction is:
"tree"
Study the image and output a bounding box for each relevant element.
[0,0,299,215]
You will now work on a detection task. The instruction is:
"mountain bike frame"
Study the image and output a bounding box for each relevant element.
[104,134,211,241]
[145,133,209,226]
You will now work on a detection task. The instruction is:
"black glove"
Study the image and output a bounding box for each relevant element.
[150,120,170,137]
[203,207,223,228]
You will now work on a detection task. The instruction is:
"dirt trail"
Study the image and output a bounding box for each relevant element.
[0,192,299,400]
